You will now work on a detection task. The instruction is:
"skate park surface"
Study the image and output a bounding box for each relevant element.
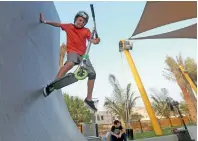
[0,1,89,141]
[0,1,197,141]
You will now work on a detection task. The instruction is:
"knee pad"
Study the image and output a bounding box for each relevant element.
[88,72,96,80]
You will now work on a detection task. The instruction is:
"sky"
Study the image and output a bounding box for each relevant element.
[53,1,197,111]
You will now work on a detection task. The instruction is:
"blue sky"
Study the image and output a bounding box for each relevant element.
[53,1,197,110]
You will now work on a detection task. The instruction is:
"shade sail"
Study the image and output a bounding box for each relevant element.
[132,1,197,37]
[130,23,197,40]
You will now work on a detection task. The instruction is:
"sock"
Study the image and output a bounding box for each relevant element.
[86,98,92,101]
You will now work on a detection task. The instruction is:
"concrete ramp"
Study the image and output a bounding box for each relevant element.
[0,2,87,141]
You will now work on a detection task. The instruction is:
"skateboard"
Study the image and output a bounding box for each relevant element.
[43,73,78,97]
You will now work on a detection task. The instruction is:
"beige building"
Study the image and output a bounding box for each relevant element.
[95,107,150,124]
[95,111,119,124]
[132,107,150,120]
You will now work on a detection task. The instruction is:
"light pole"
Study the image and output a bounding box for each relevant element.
[166,97,194,141]
[119,40,162,135]
[179,65,197,94]
[92,98,99,123]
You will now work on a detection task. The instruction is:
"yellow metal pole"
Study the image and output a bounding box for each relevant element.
[179,65,197,94]
[122,41,162,135]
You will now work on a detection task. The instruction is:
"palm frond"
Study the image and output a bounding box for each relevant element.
[150,88,174,118]
[104,74,140,125]
[104,97,122,116]
[162,70,176,81]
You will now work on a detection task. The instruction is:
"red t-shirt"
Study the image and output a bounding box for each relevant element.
[60,23,91,55]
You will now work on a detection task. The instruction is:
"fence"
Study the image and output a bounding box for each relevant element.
[77,116,194,136]
[96,116,193,136]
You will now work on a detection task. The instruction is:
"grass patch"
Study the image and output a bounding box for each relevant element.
[133,124,197,140]
[133,127,174,140]
[134,131,156,139]
[101,124,196,141]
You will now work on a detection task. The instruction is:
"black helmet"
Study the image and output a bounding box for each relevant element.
[74,11,89,25]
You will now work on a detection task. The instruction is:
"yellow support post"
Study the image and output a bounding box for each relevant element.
[120,40,163,135]
[179,65,197,94]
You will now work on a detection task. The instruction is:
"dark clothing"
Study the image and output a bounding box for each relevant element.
[111,133,127,141]
[110,125,126,141]
[111,125,123,135]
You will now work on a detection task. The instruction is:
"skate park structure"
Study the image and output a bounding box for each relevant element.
[0,1,197,141]
[0,1,97,141]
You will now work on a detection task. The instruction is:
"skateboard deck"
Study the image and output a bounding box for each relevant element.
[50,73,78,89]
[43,73,78,97]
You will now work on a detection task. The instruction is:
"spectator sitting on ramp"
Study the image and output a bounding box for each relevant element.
[110,120,127,141]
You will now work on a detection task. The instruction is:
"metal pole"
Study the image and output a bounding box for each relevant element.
[179,65,197,94]
[120,40,163,135]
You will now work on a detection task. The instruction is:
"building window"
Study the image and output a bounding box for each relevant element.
[101,116,104,120]
[97,115,100,121]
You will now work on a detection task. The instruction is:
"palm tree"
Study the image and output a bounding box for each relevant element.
[104,74,140,128]
[131,112,144,133]
[179,101,192,123]
[150,88,174,128]
[163,54,197,123]
[59,43,67,69]
[184,57,197,86]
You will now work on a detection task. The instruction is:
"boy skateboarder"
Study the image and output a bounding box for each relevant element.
[40,11,100,111]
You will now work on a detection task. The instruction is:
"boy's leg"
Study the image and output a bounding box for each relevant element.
[120,133,127,141]
[43,53,79,96]
[110,135,118,141]
[55,52,81,80]
[87,79,95,100]
[55,62,73,80]
[84,58,97,111]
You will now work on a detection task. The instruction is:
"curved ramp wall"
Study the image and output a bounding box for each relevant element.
[0,2,87,141]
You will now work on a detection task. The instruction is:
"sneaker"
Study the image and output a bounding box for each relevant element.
[84,99,97,112]
[43,85,54,97]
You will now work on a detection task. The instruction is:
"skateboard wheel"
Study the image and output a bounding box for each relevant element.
[74,68,88,80]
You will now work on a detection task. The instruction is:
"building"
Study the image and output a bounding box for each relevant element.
[95,111,119,125]
[132,107,150,120]
[95,107,150,124]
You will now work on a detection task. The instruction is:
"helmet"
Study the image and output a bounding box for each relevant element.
[74,11,89,25]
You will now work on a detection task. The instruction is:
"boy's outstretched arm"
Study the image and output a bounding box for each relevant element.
[40,13,61,27]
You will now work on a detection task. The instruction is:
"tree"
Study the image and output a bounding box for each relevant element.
[163,54,197,123]
[59,43,66,69]
[64,93,92,125]
[150,88,174,128]
[104,74,140,128]
[131,112,144,133]
[179,101,190,119]
[179,96,194,124]
[184,57,197,86]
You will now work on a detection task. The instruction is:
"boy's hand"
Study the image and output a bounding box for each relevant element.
[39,14,60,27]
[40,13,46,23]
[91,37,100,44]
[94,37,100,44]
[113,134,118,138]
[115,135,119,138]
[96,37,100,43]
